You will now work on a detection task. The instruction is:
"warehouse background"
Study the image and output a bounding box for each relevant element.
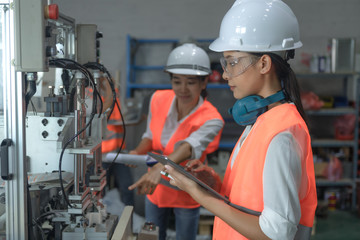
[48,1,360,236]
[53,0,360,98]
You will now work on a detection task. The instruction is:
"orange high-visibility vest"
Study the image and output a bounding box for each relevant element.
[213,104,317,240]
[147,90,224,208]
[102,98,125,153]
[86,86,125,153]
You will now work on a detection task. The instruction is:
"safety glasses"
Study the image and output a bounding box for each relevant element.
[220,55,260,78]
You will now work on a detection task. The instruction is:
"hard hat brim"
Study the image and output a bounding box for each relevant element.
[165,68,210,76]
[209,38,303,53]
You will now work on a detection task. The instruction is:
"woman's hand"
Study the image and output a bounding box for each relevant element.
[184,160,222,192]
[128,163,163,195]
[184,159,204,171]
[164,165,199,194]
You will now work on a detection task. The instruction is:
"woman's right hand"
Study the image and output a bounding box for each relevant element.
[128,163,163,195]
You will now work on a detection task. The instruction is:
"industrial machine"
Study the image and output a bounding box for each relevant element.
[0,0,157,239]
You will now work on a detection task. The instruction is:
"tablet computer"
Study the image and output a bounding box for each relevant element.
[147,152,261,216]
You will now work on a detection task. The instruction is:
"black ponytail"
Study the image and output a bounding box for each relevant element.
[251,52,308,125]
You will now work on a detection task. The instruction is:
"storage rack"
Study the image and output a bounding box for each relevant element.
[126,35,360,209]
[126,35,228,98]
[298,73,360,209]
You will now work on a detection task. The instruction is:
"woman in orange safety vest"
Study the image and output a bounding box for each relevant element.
[128,43,224,240]
[164,1,317,239]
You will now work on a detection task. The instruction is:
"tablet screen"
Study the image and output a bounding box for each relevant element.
[148,152,229,202]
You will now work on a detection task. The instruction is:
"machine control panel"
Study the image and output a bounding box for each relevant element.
[14,0,59,72]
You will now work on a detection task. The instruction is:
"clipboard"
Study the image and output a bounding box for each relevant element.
[147,152,261,216]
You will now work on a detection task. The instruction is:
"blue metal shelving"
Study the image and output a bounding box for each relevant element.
[126,35,220,97]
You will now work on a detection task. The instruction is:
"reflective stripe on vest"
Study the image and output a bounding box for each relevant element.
[147,90,224,208]
[85,87,125,153]
[102,99,125,153]
[213,104,317,240]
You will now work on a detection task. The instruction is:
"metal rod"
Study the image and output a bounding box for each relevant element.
[73,155,79,195]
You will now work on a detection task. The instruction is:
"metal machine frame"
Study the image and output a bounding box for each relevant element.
[1,1,122,239]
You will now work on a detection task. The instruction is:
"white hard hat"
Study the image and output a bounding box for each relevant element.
[165,43,211,76]
[209,0,302,53]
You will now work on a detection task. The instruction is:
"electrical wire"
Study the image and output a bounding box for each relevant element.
[59,112,96,208]
[83,62,127,170]
[34,211,57,223]
[30,99,37,115]
[21,60,100,236]
[107,99,126,169]
[23,74,37,240]
[31,211,61,240]
[83,62,116,120]
[32,219,46,240]
[49,59,103,117]
[25,77,37,112]
[49,59,100,208]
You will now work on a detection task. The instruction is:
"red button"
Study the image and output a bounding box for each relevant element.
[46,4,59,20]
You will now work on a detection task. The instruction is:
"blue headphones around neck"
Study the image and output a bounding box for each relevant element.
[228,91,286,126]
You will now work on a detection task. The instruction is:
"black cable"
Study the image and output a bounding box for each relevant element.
[23,74,36,240]
[25,77,37,112]
[83,62,116,121]
[68,87,76,112]
[107,99,126,169]
[103,71,117,120]
[32,218,46,240]
[50,59,103,117]
[49,59,101,208]
[61,69,71,94]
[30,99,37,115]
[83,62,127,169]
[35,211,57,223]
[59,112,96,208]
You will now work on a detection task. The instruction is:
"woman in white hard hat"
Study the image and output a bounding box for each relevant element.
[128,43,224,240]
[164,0,317,239]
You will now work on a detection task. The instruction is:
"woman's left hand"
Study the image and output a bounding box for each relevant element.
[164,165,199,194]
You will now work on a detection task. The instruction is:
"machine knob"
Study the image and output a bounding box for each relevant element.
[42,131,49,139]
[41,118,48,126]
[57,119,64,126]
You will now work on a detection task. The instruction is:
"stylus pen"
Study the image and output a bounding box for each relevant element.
[160,171,174,180]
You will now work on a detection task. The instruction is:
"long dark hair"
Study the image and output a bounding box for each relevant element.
[251,51,308,125]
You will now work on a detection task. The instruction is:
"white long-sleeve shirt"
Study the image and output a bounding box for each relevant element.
[231,123,309,240]
[142,94,224,159]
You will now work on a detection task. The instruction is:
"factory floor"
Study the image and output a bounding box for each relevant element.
[187,207,360,240]
[311,209,360,240]
[165,208,360,240]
